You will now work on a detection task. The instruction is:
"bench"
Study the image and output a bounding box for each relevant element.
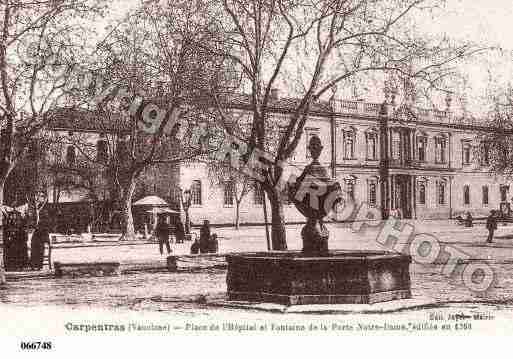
[166,254,226,272]
[175,233,197,243]
[54,261,121,278]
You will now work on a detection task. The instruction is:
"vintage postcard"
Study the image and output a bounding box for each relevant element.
[1,0,513,355]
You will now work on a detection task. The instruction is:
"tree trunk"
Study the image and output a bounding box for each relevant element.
[120,180,136,240]
[34,208,40,227]
[267,187,287,250]
[262,190,271,250]
[0,179,6,285]
[235,200,241,230]
[184,208,190,234]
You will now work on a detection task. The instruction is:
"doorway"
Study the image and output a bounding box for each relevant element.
[394,175,412,219]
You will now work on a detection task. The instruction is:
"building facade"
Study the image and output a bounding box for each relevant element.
[181,95,512,225]
[25,95,512,229]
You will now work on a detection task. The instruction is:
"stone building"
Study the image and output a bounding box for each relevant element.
[10,93,510,230]
[181,93,512,224]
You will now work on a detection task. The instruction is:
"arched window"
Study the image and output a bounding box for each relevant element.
[482,186,489,206]
[344,175,357,202]
[463,185,470,205]
[481,141,490,166]
[437,179,447,205]
[416,134,427,162]
[343,128,356,159]
[435,135,447,163]
[191,180,202,205]
[419,184,426,205]
[366,129,378,160]
[500,185,509,202]
[306,128,320,159]
[462,140,472,165]
[391,130,401,160]
[347,182,355,201]
[66,145,76,165]
[368,179,377,206]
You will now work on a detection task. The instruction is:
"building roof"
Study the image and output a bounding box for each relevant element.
[47,107,129,133]
[46,94,494,134]
[224,93,332,114]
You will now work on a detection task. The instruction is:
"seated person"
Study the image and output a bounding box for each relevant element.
[208,233,219,253]
[190,238,200,255]
[465,212,473,227]
[199,220,211,254]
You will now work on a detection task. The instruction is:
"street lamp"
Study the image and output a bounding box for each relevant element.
[179,187,192,234]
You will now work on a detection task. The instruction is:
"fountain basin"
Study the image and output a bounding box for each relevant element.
[226,251,411,305]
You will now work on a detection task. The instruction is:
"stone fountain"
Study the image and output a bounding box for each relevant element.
[226,135,411,305]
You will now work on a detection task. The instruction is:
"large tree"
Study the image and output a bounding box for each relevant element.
[208,158,255,229]
[71,0,236,239]
[0,0,106,283]
[479,85,513,179]
[204,0,485,250]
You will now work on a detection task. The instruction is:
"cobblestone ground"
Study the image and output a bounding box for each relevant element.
[2,220,513,319]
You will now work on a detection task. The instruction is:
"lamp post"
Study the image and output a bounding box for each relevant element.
[180,187,192,234]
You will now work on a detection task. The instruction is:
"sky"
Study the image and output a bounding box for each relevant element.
[405,0,513,114]
[98,0,513,114]
[443,0,513,49]
[102,0,513,51]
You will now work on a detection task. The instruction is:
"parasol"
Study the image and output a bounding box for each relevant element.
[133,195,169,207]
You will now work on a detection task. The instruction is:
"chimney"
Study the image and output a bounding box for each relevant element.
[270,88,279,101]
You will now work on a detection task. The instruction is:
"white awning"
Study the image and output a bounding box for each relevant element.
[133,195,168,206]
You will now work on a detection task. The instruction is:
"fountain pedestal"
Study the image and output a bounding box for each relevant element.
[226,135,411,305]
[227,251,411,305]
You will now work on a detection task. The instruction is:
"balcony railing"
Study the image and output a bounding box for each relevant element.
[331,99,486,127]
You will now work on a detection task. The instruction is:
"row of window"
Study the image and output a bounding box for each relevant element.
[462,185,509,205]
[461,185,509,206]
[462,141,490,166]
[65,132,492,169]
[345,178,493,208]
[188,178,506,209]
[348,178,446,207]
[418,180,447,205]
[329,128,491,166]
[188,180,267,207]
[341,129,378,160]
[63,138,109,166]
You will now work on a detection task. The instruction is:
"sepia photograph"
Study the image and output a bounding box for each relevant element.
[1,0,513,355]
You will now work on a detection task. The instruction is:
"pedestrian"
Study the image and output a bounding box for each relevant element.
[175,219,185,244]
[486,210,498,243]
[3,212,17,271]
[13,215,29,270]
[30,219,50,271]
[199,220,211,254]
[156,216,171,255]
